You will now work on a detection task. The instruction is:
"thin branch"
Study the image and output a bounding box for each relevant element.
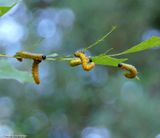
[83,26,116,52]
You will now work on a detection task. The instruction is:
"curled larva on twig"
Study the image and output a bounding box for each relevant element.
[32,60,41,85]
[15,51,46,62]
[74,51,95,71]
[118,63,138,79]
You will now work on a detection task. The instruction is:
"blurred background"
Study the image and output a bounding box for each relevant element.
[0,0,160,138]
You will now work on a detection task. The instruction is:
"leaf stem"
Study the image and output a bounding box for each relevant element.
[109,53,123,57]
[0,54,15,58]
[83,26,116,52]
[46,57,73,61]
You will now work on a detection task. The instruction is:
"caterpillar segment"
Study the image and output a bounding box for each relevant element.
[69,58,82,67]
[15,51,46,61]
[32,60,41,85]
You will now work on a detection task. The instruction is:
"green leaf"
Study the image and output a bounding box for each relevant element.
[0,60,34,83]
[92,55,127,67]
[0,2,17,17]
[111,36,160,56]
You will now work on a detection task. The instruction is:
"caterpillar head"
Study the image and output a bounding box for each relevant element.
[42,55,46,60]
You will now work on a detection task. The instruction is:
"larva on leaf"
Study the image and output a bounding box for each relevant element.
[32,60,41,85]
[74,51,95,71]
[118,63,138,79]
[15,51,46,62]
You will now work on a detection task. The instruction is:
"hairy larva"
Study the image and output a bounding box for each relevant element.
[15,51,46,61]
[118,63,138,79]
[69,58,82,67]
[74,51,95,71]
[32,60,41,84]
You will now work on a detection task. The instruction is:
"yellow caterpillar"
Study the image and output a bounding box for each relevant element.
[74,51,95,71]
[15,51,46,61]
[118,63,138,79]
[15,51,46,84]
[32,60,41,85]
[69,58,82,67]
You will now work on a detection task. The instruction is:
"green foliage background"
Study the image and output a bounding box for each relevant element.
[0,0,160,138]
